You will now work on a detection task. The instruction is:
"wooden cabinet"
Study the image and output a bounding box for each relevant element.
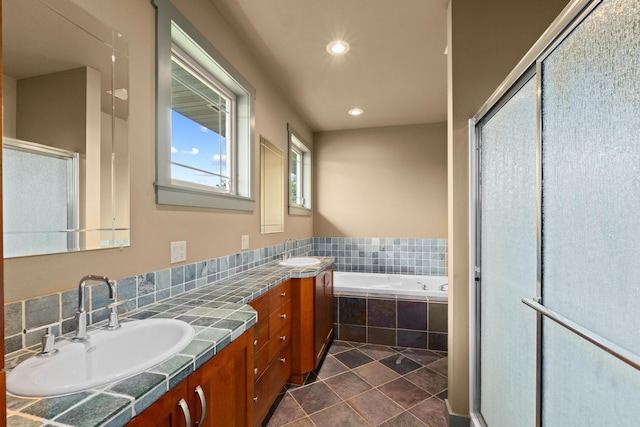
[128,328,254,427]
[249,280,292,426]
[290,266,334,385]
[189,327,254,427]
[127,381,190,427]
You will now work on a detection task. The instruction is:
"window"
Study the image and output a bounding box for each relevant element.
[290,144,303,204]
[288,124,312,215]
[153,0,255,210]
[170,49,233,192]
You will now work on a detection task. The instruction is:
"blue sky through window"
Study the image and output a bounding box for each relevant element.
[171,110,228,188]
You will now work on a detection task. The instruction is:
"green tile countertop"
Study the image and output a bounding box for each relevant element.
[5,257,334,427]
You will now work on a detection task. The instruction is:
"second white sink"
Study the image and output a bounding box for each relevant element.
[7,318,195,397]
[279,257,321,267]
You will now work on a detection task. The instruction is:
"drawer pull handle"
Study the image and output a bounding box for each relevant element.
[280,357,286,363]
[254,339,258,346]
[280,314,287,320]
[178,398,191,427]
[253,396,259,402]
[280,292,286,297]
[254,367,258,375]
[280,335,286,341]
[195,385,207,427]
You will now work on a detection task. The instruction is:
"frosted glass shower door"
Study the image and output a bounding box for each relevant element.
[540,0,640,424]
[477,76,538,427]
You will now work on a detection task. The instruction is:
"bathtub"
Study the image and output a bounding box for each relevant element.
[333,271,449,350]
[333,271,448,301]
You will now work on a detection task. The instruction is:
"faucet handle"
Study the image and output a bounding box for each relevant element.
[37,324,60,358]
[104,299,128,330]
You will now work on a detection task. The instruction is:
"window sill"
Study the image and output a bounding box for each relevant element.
[155,182,255,211]
[289,206,312,216]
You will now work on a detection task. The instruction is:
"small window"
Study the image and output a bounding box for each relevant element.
[288,124,312,215]
[153,0,255,210]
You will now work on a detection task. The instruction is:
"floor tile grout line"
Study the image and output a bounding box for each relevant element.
[268,341,448,427]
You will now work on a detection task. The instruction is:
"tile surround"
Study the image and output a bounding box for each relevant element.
[335,295,448,352]
[4,237,447,355]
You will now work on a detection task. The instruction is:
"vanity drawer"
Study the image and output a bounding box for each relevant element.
[253,319,269,352]
[254,363,278,423]
[255,342,270,379]
[276,342,292,385]
[268,299,291,339]
[269,280,291,313]
[254,343,291,425]
[249,292,270,322]
[268,322,291,361]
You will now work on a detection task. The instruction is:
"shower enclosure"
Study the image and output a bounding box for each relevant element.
[469,0,640,425]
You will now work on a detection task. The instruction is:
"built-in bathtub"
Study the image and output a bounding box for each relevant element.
[334,272,448,301]
[332,271,448,351]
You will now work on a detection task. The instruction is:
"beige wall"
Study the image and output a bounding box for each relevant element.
[446,0,571,419]
[16,67,93,153]
[3,75,17,138]
[313,123,447,238]
[4,0,313,302]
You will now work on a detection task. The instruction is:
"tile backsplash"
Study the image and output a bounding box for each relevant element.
[314,237,447,276]
[4,236,447,355]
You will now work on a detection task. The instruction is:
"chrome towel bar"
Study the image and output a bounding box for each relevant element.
[522,298,640,371]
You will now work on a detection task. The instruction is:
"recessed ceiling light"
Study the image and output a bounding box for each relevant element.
[348,108,364,116]
[327,40,350,56]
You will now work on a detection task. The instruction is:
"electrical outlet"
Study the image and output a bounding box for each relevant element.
[170,241,187,264]
[241,235,249,250]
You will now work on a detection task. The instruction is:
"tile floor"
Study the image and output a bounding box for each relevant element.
[264,340,448,427]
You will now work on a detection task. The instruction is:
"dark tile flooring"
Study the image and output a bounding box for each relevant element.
[264,340,448,427]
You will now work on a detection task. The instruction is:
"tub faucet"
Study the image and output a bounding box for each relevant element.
[72,275,115,342]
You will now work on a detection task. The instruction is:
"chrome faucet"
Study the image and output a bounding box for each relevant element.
[72,275,115,342]
[283,238,293,261]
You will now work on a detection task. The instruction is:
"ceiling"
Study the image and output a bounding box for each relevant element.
[211,0,449,132]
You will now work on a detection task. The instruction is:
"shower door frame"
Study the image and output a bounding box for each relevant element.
[468,0,604,425]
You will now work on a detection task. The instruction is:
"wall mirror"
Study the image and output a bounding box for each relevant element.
[260,136,284,234]
[2,0,130,258]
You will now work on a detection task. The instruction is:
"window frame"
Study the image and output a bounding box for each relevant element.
[287,123,312,216]
[153,0,256,211]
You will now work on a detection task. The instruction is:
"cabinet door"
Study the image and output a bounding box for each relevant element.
[314,273,326,364]
[314,268,334,366]
[127,381,190,427]
[188,329,254,427]
[323,268,334,343]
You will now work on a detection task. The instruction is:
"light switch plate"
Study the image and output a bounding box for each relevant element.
[170,241,186,264]
[241,235,249,250]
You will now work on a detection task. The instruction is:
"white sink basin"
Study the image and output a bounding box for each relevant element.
[279,257,321,267]
[7,318,194,397]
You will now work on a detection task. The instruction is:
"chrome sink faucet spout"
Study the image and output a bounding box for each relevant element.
[72,275,115,342]
[283,238,293,261]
